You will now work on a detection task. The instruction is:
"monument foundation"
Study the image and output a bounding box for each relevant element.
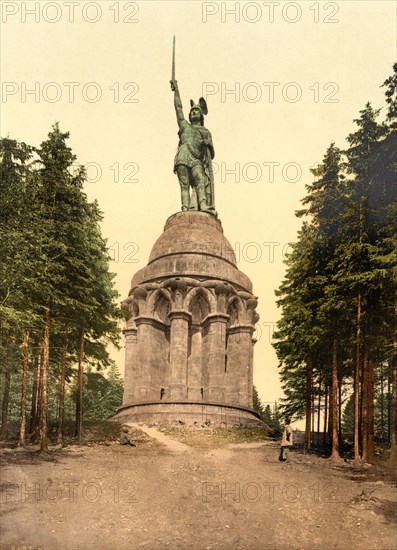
[116,211,262,426]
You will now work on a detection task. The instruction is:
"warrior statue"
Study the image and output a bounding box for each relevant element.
[170,38,217,216]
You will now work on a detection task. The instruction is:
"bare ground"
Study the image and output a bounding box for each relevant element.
[1,423,396,550]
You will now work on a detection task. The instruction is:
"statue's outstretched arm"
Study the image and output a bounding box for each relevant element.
[170,80,185,127]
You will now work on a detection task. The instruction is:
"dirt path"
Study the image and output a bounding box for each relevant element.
[1,427,396,550]
[126,423,191,453]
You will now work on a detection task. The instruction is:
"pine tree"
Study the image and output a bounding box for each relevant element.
[273,77,396,462]
[34,123,121,447]
[0,137,39,440]
[252,386,265,420]
[1,124,122,448]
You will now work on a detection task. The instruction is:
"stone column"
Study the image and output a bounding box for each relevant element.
[168,309,191,400]
[134,316,154,402]
[248,337,257,408]
[203,313,229,402]
[122,320,138,404]
[187,324,203,400]
[133,316,169,402]
[225,325,255,407]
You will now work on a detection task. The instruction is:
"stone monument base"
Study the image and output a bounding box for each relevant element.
[118,211,262,429]
[115,401,263,427]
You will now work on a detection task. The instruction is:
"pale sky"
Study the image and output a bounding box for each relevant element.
[1,0,396,411]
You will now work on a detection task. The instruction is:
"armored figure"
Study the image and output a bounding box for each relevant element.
[170,79,217,216]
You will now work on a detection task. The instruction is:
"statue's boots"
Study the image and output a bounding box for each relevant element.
[196,180,211,213]
[205,190,217,216]
[197,183,217,217]
[179,177,190,211]
[189,188,198,210]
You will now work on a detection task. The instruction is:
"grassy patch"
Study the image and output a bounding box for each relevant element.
[158,426,270,448]
[0,421,154,448]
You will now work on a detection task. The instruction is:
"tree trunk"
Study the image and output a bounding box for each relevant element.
[330,340,340,460]
[39,309,50,452]
[360,358,364,453]
[362,352,368,459]
[75,326,85,444]
[388,362,392,444]
[362,354,376,461]
[57,329,68,446]
[317,375,322,438]
[389,290,397,462]
[323,383,328,447]
[366,358,375,461]
[338,380,342,449]
[380,363,385,443]
[29,350,40,434]
[305,360,312,450]
[18,330,30,446]
[30,349,43,442]
[390,355,397,462]
[328,373,333,446]
[354,288,361,461]
[0,363,11,438]
[311,385,315,434]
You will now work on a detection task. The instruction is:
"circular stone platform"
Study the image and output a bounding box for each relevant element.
[116,401,262,427]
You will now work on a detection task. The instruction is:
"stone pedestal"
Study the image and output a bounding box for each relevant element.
[116,211,262,427]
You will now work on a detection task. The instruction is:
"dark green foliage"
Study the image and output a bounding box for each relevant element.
[252,387,282,436]
[341,395,355,435]
[71,365,124,421]
[252,385,265,418]
[273,65,397,454]
[0,124,123,442]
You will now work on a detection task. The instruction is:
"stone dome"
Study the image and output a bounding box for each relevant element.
[130,211,252,292]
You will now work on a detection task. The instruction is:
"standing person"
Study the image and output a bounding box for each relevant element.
[279,417,293,463]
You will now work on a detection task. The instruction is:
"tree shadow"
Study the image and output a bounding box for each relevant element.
[372,498,397,524]
[0,447,84,466]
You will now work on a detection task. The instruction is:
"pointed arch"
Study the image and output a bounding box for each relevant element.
[185,287,216,319]
[148,289,172,325]
[226,295,244,327]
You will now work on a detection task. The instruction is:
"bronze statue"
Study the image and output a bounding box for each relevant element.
[170,37,217,216]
